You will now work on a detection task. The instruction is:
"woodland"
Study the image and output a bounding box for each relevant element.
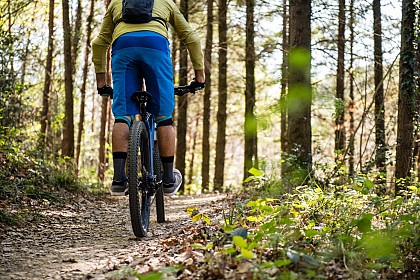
[0,0,420,279]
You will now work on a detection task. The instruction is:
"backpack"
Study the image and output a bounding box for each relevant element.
[116,0,166,28]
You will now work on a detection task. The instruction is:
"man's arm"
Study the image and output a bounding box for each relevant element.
[96,73,107,88]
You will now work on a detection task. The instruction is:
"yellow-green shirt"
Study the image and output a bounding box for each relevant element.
[92,0,204,73]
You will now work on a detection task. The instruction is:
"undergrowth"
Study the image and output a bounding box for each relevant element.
[141,170,420,279]
[0,137,87,226]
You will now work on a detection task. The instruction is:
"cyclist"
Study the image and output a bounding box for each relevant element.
[92,0,205,196]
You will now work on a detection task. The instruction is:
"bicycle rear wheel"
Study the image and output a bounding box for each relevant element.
[128,121,151,237]
[154,140,165,223]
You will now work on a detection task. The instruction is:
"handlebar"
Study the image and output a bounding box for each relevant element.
[174,80,205,96]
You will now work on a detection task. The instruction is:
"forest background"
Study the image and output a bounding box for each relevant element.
[1,0,420,278]
[0,0,419,192]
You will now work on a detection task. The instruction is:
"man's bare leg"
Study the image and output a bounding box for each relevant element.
[110,117,130,195]
[157,118,182,195]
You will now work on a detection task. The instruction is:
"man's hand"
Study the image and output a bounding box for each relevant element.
[189,80,205,93]
[97,85,113,99]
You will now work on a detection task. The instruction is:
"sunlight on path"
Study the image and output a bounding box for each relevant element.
[0,194,224,280]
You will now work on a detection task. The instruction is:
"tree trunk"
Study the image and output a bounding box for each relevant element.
[40,0,54,152]
[214,0,228,191]
[176,0,189,193]
[98,0,112,182]
[335,0,346,164]
[348,0,355,177]
[76,0,95,170]
[281,0,288,164]
[244,0,258,181]
[395,0,416,193]
[188,116,200,186]
[416,10,420,181]
[374,0,386,177]
[61,0,75,158]
[287,0,312,171]
[98,98,109,182]
[71,0,82,77]
[201,0,214,192]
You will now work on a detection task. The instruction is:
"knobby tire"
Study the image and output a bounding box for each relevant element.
[128,121,151,237]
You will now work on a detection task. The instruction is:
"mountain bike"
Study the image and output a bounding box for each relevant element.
[128,82,204,238]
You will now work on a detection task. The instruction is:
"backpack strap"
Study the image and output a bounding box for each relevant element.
[115,18,124,25]
[115,17,168,30]
[152,17,168,30]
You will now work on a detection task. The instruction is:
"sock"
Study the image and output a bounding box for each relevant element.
[113,152,127,182]
[161,156,174,185]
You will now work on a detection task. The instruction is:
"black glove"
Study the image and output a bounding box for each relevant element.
[189,79,205,93]
[97,85,113,99]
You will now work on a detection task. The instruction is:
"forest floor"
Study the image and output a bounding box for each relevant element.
[0,193,226,280]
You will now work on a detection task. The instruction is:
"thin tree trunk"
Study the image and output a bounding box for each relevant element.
[214,0,228,191]
[244,0,257,181]
[201,0,213,192]
[98,98,109,182]
[61,0,75,158]
[76,0,95,170]
[416,11,420,180]
[348,0,355,177]
[40,0,54,151]
[188,116,200,186]
[374,0,386,177]
[72,0,82,77]
[335,0,346,164]
[176,0,189,193]
[281,0,288,165]
[98,0,112,182]
[287,0,312,171]
[395,0,416,193]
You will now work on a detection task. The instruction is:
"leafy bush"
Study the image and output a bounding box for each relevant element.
[178,171,419,279]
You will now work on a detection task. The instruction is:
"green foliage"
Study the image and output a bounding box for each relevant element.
[0,136,86,226]
[186,206,211,225]
[182,174,420,279]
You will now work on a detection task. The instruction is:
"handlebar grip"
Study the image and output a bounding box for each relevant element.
[174,81,205,96]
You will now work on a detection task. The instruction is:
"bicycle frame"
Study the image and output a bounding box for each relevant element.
[137,92,158,193]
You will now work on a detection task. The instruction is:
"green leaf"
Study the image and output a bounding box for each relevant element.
[399,215,415,222]
[274,259,291,267]
[137,271,162,280]
[244,176,254,183]
[246,201,257,207]
[248,167,264,176]
[304,229,319,238]
[261,219,275,231]
[362,231,396,260]
[233,236,247,249]
[186,207,198,215]
[192,213,202,222]
[407,186,418,192]
[202,214,211,225]
[246,215,259,222]
[357,213,374,233]
[191,243,206,250]
[241,248,254,259]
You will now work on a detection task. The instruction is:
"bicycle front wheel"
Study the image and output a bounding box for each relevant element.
[128,121,151,238]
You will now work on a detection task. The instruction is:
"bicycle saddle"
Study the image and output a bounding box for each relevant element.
[131,91,152,103]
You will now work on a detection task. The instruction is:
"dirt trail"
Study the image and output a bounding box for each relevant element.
[0,194,223,280]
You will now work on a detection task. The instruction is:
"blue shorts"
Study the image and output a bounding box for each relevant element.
[111,31,174,117]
